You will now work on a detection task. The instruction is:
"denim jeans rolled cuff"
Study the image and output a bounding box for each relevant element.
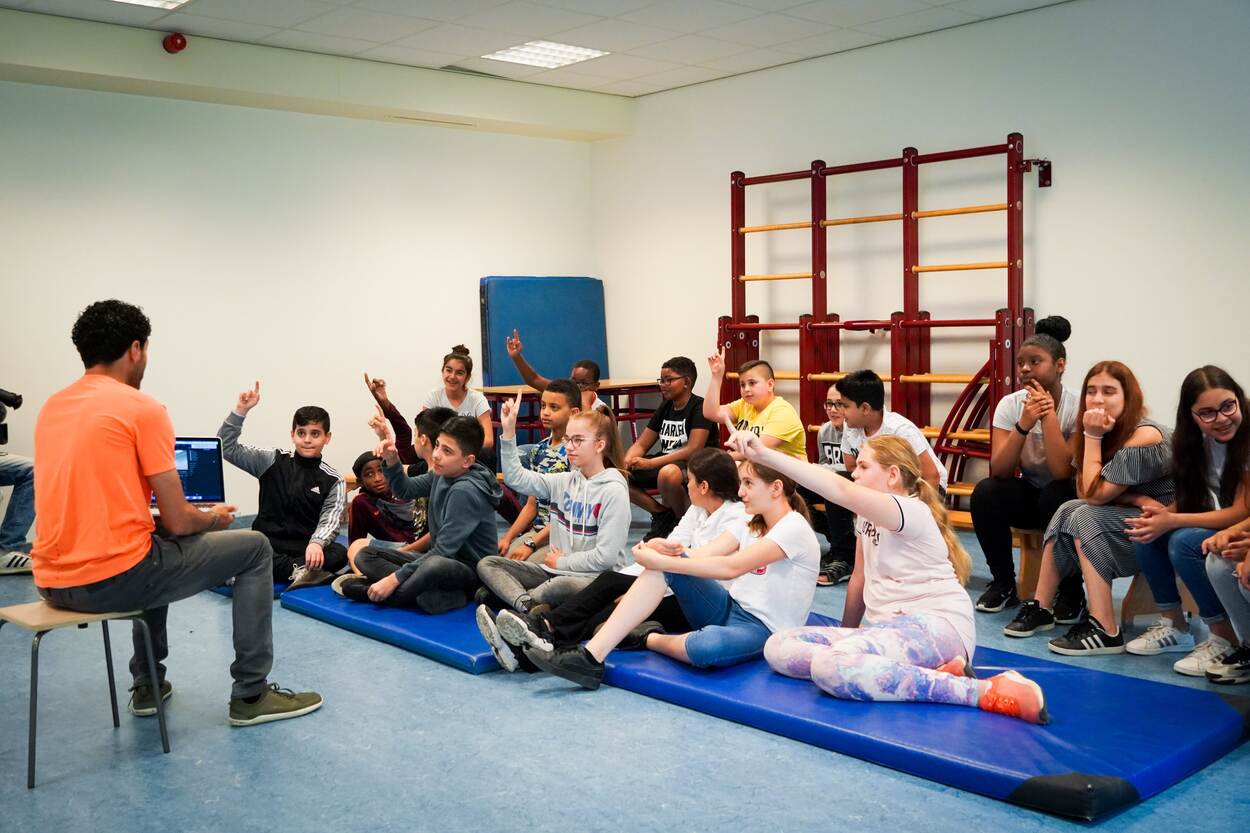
[664,571,772,668]
[0,451,36,550]
[1136,527,1229,624]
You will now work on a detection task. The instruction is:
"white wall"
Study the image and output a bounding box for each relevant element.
[592,0,1250,429]
[0,79,596,514]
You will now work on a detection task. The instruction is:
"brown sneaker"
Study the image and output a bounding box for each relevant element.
[229,683,323,726]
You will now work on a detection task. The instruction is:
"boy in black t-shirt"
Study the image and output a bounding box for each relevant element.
[623,356,718,539]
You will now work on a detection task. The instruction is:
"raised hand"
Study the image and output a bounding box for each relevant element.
[506,328,523,358]
[235,381,261,415]
[364,372,389,404]
[708,347,726,378]
[368,404,393,442]
[500,388,522,438]
[375,437,399,467]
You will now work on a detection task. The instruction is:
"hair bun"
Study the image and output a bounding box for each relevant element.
[1034,315,1071,343]
[450,344,470,356]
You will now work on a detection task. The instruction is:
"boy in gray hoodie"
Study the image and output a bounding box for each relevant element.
[340,415,501,614]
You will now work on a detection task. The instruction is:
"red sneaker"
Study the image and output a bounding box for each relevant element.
[979,671,1050,724]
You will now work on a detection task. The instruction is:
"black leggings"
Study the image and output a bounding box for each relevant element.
[546,571,689,646]
[970,476,1082,598]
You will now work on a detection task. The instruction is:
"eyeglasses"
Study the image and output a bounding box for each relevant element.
[565,435,590,448]
[823,400,843,409]
[656,376,687,386]
[1193,399,1239,424]
[573,380,593,390]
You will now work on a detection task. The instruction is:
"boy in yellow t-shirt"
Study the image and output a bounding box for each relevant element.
[702,350,806,460]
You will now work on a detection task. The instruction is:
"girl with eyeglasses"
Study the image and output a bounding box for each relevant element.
[1124,366,1250,676]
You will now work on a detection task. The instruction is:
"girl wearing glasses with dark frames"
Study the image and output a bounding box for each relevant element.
[1124,366,1250,677]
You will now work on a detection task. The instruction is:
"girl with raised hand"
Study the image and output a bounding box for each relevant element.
[1125,366,1250,675]
[1005,361,1174,656]
[736,430,1048,724]
[970,315,1083,614]
[423,346,495,461]
[523,419,820,689]
[474,389,631,670]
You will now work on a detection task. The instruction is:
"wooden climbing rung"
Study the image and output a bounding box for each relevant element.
[945,481,975,497]
[738,221,812,233]
[806,371,886,382]
[898,373,985,384]
[912,202,1008,219]
[738,273,813,282]
[912,261,1009,273]
[921,427,991,442]
[726,371,801,381]
[821,212,904,227]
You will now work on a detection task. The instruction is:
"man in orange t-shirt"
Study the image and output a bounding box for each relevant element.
[33,300,322,727]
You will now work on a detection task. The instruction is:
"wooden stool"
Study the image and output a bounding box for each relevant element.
[1120,575,1200,626]
[1011,528,1044,599]
[0,600,170,788]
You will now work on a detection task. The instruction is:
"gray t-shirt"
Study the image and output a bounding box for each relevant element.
[423,387,491,418]
[991,387,1079,488]
[817,422,845,472]
[1207,436,1229,508]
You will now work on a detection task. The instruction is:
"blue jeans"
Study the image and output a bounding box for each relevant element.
[0,452,35,551]
[665,573,771,668]
[1135,527,1228,624]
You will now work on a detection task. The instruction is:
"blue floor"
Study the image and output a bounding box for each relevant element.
[1,515,1247,833]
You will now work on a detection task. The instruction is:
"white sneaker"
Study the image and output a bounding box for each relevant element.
[1173,636,1233,677]
[0,551,32,575]
[1125,618,1194,655]
[331,573,361,597]
[286,566,332,591]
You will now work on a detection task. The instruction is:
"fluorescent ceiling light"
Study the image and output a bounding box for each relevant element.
[482,40,608,69]
[106,0,192,9]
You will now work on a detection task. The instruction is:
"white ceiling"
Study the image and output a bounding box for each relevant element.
[0,0,1069,97]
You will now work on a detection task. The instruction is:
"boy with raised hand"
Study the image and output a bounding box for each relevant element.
[496,378,579,563]
[218,381,348,589]
[836,369,948,492]
[340,415,501,614]
[624,356,717,540]
[505,328,611,416]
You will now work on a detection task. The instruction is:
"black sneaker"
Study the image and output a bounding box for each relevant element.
[619,620,664,651]
[473,585,506,610]
[976,580,1020,613]
[1053,592,1088,625]
[643,509,678,542]
[1048,616,1125,656]
[1003,600,1055,637]
[525,645,605,690]
[1206,644,1250,685]
[128,679,173,717]
[339,577,371,603]
[818,561,853,586]
[495,608,556,653]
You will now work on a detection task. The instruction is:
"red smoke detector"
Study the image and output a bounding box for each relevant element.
[162,32,187,54]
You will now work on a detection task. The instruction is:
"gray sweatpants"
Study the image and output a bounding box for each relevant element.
[475,555,595,612]
[40,530,275,700]
[1206,554,1250,644]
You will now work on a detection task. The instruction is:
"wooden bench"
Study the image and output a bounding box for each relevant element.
[0,600,170,788]
[1120,574,1200,625]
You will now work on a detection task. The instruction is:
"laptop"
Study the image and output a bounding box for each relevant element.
[151,437,226,507]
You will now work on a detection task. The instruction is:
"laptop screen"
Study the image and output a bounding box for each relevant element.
[152,437,226,505]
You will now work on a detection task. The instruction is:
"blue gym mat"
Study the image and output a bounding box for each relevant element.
[210,582,288,599]
[279,585,498,674]
[602,613,1249,821]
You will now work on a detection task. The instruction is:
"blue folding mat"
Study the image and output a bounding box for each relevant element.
[280,585,498,674]
[602,612,1249,821]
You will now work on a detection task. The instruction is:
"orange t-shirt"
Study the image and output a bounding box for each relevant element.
[32,375,175,588]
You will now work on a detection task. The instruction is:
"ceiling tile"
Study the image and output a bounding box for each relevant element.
[697,46,797,72]
[784,0,929,28]
[356,42,467,67]
[549,18,682,52]
[261,28,377,55]
[945,0,1061,16]
[24,0,172,25]
[449,55,547,78]
[628,63,729,89]
[703,11,830,46]
[621,0,762,34]
[592,78,668,97]
[531,0,657,15]
[296,6,438,41]
[726,0,814,10]
[854,6,980,37]
[771,26,883,57]
[567,51,681,79]
[391,23,520,54]
[524,66,608,90]
[155,12,281,41]
[452,1,600,38]
[350,0,511,21]
[180,0,340,29]
[627,33,749,63]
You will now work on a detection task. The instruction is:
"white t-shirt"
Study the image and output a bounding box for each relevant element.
[841,411,949,491]
[726,511,820,633]
[991,387,1079,488]
[858,494,976,660]
[618,500,748,578]
[423,387,491,418]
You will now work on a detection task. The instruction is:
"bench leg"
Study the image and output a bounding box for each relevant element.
[132,617,170,754]
[102,621,120,729]
[28,629,48,789]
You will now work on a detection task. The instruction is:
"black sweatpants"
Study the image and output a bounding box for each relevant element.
[355,546,480,615]
[270,539,348,582]
[546,570,690,646]
[970,476,1082,598]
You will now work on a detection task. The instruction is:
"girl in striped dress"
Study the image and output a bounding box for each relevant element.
[1005,361,1173,655]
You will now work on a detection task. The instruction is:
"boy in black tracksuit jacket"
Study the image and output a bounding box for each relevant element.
[218,383,347,585]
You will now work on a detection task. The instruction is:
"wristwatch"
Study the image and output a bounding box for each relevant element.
[522,537,537,549]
